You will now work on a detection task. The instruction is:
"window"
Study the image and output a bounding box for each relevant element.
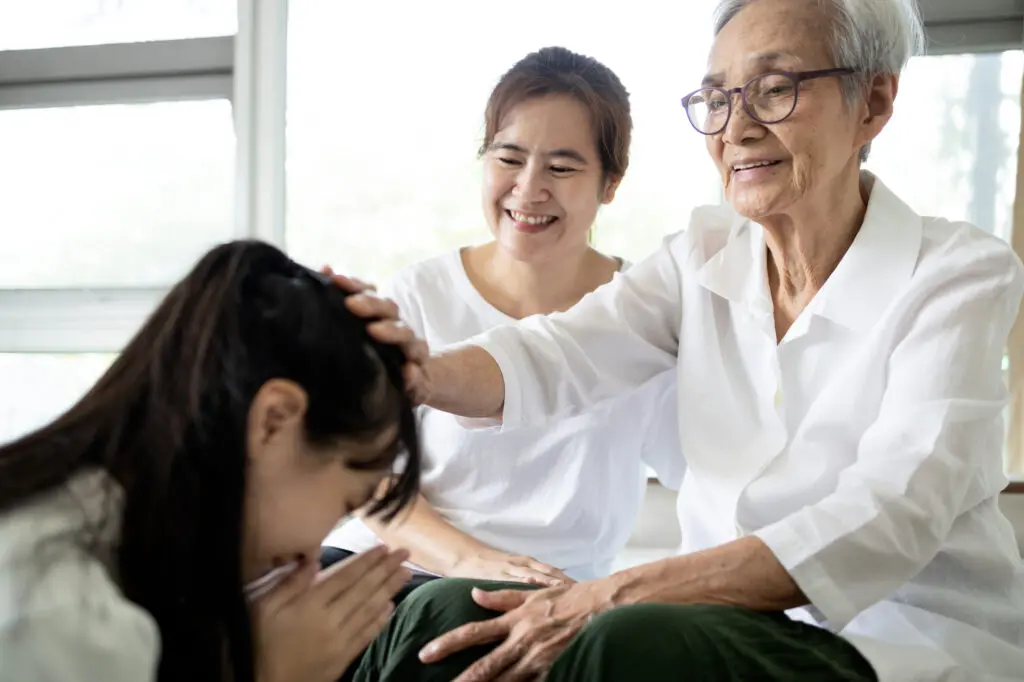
[0,1,245,447]
[0,0,236,50]
[285,0,722,283]
[866,51,1023,243]
[0,100,236,288]
[864,50,1024,474]
[0,353,115,445]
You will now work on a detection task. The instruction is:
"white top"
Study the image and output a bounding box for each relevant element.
[0,472,160,682]
[472,174,1024,682]
[325,250,682,580]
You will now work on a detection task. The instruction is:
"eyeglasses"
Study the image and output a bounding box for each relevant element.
[681,68,855,135]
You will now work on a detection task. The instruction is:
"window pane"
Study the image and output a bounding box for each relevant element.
[0,353,115,446]
[0,100,235,288]
[285,0,722,282]
[0,0,236,50]
[866,51,1022,242]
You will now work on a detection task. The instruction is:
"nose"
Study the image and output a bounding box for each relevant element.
[513,161,552,203]
[721,94,766,146]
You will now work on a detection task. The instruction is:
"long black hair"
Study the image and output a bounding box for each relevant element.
[0,240,420,681]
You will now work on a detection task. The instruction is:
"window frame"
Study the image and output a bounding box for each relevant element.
[0,0,288,355]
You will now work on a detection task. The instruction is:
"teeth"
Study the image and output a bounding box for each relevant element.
[734,160,777,171]
[509,210,555,225]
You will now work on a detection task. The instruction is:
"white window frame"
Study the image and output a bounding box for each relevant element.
[0,0,288,355]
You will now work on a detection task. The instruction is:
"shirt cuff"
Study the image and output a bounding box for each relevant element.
[754,517,861,630]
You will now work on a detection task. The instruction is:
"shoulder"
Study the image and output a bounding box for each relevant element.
[383,251,463,304]
[651,203,742,270]
[910,218,1023,316]
[918,218,1023,282]
[0,474,160,681]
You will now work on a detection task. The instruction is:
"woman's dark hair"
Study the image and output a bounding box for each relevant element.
[480,45,633,181]
[0,240,420,681]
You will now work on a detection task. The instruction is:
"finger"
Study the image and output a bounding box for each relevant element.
[313,545,396,600]
[322,270,377,293]
[493,653,554,682]
[419,617,510,663]
[327,553,410,620]
[366,320,417,345]
[503,568,560,588]
[255,556,317,609]
[472,588,532,612]
[526,561,570,580]
[345,292,400,320]
[452,639,525,682]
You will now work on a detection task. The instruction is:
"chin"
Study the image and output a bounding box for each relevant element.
[726,188,786,221]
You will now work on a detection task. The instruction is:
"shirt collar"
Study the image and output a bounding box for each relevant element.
[696,173,923,333]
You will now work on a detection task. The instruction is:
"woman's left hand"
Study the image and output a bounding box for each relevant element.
[418,578,622,682]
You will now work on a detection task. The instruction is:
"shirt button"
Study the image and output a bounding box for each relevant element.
[773,389,782,407]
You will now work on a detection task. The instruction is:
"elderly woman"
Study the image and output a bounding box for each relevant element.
[334,0,1024,680]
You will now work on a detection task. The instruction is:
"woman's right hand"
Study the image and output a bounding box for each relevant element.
[320,267,432,404]
[252,546,412,682]
[448,550,576,587]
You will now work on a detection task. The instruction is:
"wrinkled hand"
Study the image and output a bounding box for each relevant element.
[252,546,411,682]
[419,579,620,682]
[449,551,576,587]
[320,266,432,404]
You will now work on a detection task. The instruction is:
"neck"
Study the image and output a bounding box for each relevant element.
[760,167,867,302]
[465,242,611,318]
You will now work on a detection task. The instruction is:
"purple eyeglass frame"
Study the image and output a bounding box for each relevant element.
[681,67,856,135]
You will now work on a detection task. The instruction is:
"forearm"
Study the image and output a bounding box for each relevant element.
[611,536,806,612]
[424,345,505,419]
[361,493,496,575]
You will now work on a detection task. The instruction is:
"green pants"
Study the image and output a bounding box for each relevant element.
[349,578,878,681]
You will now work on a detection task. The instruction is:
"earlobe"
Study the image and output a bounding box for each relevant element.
[601,176,621,204]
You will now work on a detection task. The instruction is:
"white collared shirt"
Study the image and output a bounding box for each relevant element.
[472,175,1024,682]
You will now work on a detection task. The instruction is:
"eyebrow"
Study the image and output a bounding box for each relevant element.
[701,51,802,86]
[488,141,590,165]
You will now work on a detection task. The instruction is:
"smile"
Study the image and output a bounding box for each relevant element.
[507,209,556,226]
[732,160,782,172]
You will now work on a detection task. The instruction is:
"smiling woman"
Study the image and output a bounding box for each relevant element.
[322,46,680,610]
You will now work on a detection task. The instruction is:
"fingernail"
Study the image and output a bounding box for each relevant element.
[418,644,437,662]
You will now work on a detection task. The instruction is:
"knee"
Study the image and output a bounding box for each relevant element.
[575,603,738,654]
[401,578,478,611]
[397,578,532,624]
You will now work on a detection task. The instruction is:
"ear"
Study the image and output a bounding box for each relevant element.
[248,379,308,449]
[857,73,898,149]
[600,174,622,205]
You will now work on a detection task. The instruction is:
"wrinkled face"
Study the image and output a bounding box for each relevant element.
[481,94,618,263]
[704,0,890,219]
[241,379,395,583]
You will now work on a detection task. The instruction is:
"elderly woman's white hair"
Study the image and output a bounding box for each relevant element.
[712,0,926,161]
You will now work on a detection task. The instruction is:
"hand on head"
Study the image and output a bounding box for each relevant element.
[320,266,432,405]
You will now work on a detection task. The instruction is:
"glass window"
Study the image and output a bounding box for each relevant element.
[866,51,1023,243]
[285,0,722,283]
[0,99,236,288]
[0,353,115,446]
[0,0,236,50]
